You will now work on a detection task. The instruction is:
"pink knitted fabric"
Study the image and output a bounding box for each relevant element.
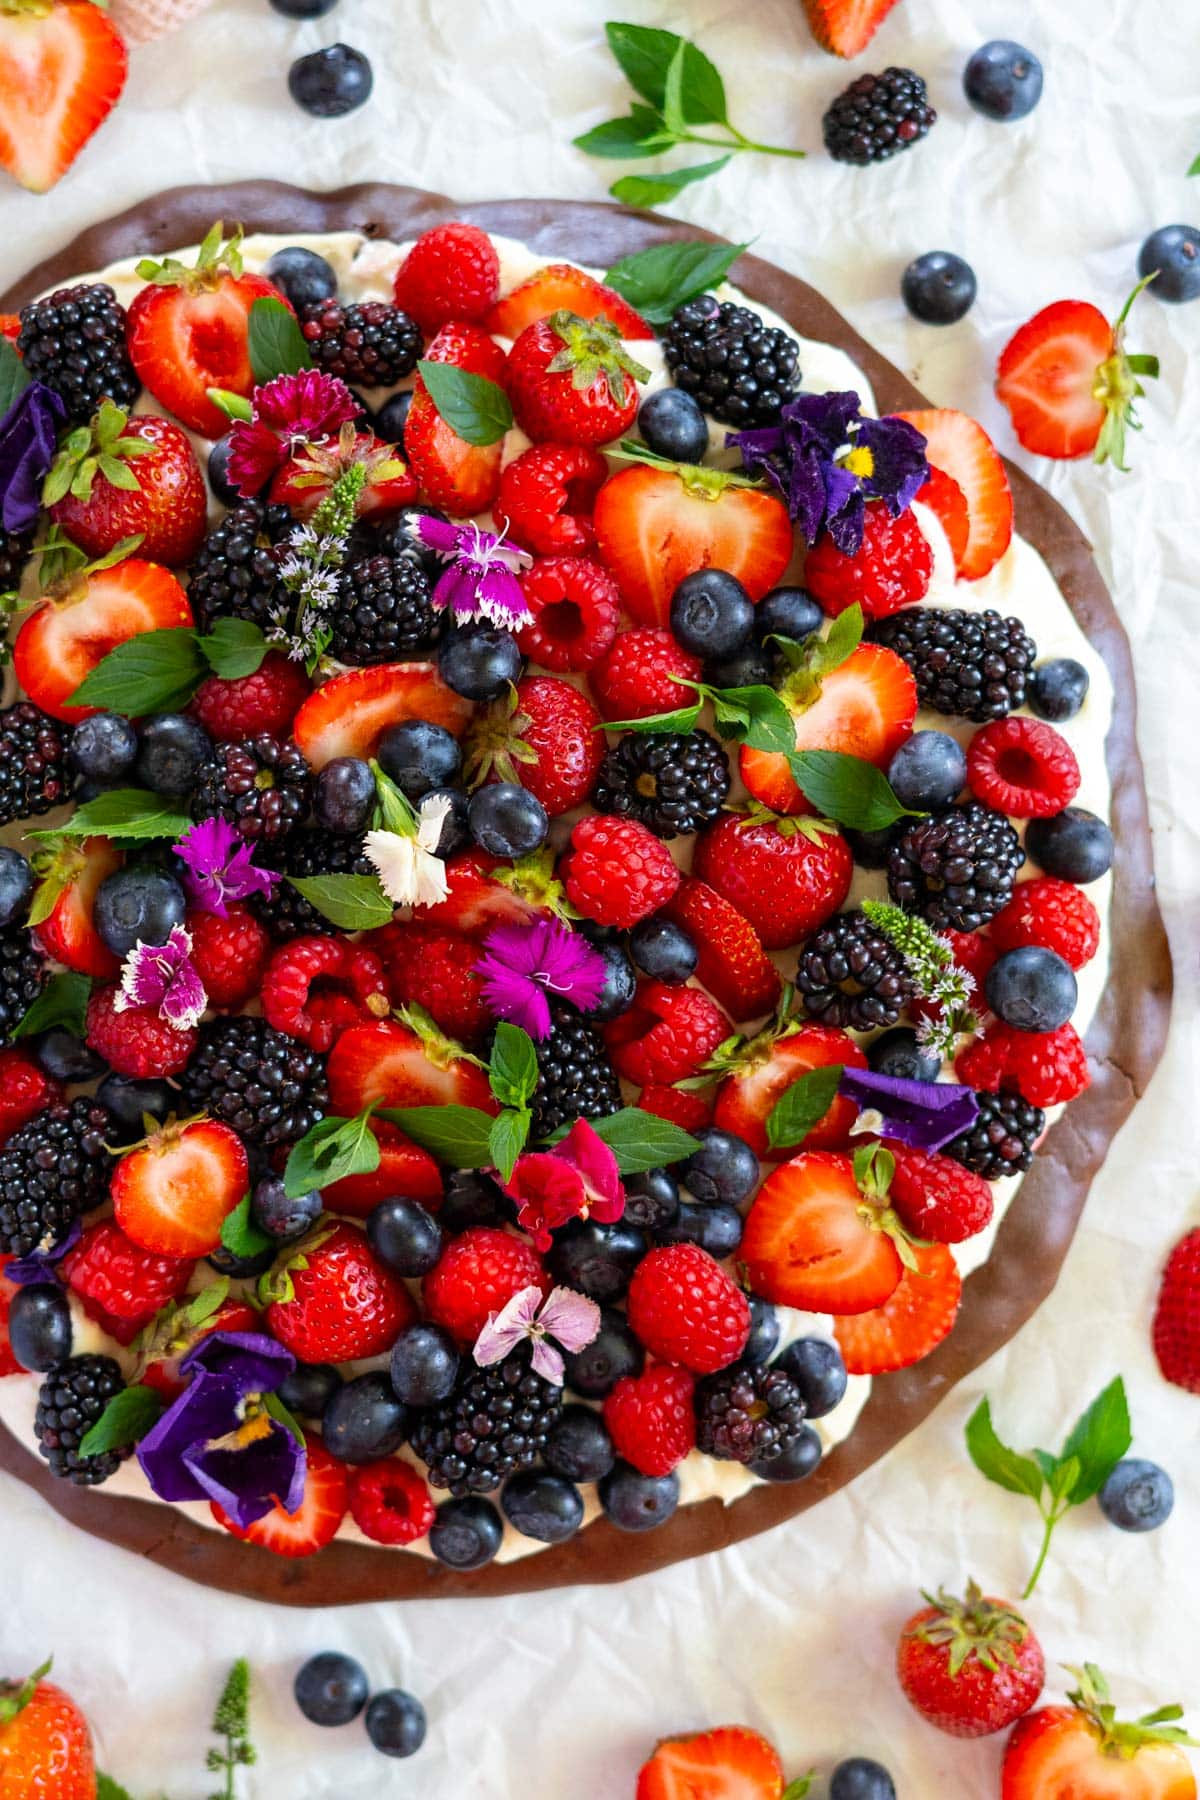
[110,0,214,45]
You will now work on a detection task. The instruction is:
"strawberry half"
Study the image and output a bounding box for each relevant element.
[414,847,562,937]
[0,1260,22,1377]
[0,0,126,192]
[659,877,781,1021]
[111,1118,249,1259]
[636,1725,787,1800]
[326,1016,497,1116]
[268,427,417,521]
[211,1433,349,1559]
[801,0,903,58]
[291,661,472,769]
[318,1119,443,1218]
[741,1150,905,1313]
[404,321,508,515]
[834,1240,961,1373]
[31,835,121,977]
[713,1021,866,1158]
[487,263,653,340]
[895,408,1013,581]
[1001,1667,1198,1800]
[913,465,970,569]
[996,287,1159,469]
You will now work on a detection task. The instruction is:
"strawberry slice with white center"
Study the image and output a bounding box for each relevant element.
[327,1016,497,1116]
[636,1725,788,1799]
[740,1149,906,1313]
[291,661,473,769]
[712,1020,867,1158]
[0,0,126,193]
[913,464,970,569]
[111,1118,249,1259]
[486,262,654,340]
[412,847,558,937]
[996,288,1160,470]
[211,1434,349,1559]
[31,835,122,978]
[801,0,904,58]
[896,407,1014,581]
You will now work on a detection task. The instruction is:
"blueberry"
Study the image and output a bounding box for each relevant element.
[656,1199,744,1258]
[374,391,413,445]
[547,1217,647,1302]
[418,787,471,860]
[96,1073,175,1140]
[207,1242,276,1279]
[429,1494,504,1569]
[774,1336,848,1419]
[293,1651,369,1727]
[887,730,967,809]
[468,782,548,858]
[843,825,895,870]
[637,388,709,463]
[544,1405,615,1483]
[598,1461,680,1531]
[33,1030,105,1084]
[901,251,977,325]
[207,434,244,504]
[367,1197,443,1276]
[1030,658,1090,722]
[69,711,139,784]
[438,625,523,700]
[9,1285,73,1372]
[588,938,638,1020]
[94,867,187,956]
[271,0,339,15]
[0,848,33,928]
[1098,1458,1175,1532]
[251,1175,322,1242]
[679,1126,758,1206]
[265,245,339,311]
[135,714,212,797]
[364,1689,426,1759]
[831,1758,896,1800]
[1138,225,1200,304]
[629,916,697,984]
[501,1469,584,1543]
[963,40,1044,121]
[704,643,775,689]
[755,586,823,645]
[390,1322,460,1407]
[278,1362,342,1419]
[751,1422,822,1482]
[288,43,373,117]
[986,946,1078,1032]
[377,719,462,801]
[670,569,755,659]
[313,756,376,834]
[622,1167,680,1233]
[562,1305,644,1396]
[322,1372,408,1463]
[741,1297,781,1367]
[867,1027,941,1084]
[438,1169,503,1235]
[1025,807,1113,883]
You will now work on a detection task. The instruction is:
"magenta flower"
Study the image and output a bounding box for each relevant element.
[473,1284,601,1385]
[173,816,281,917]
[413,515,533,628]
[114,924,207,1031]
[501,1118,625,1251]
[227,369,361,496]
[475,918,607,1040]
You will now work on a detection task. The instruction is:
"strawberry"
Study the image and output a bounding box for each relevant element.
[291,660,472,769]
[594,462,792,628]
[326,1015,497,1116]
[368,920,492,1044]
[0,1051,61,1148]
[801,0,903,59]
[268,428,417,522]
[13,553,192,724]
[0,1662,95,1799]
[318,1118,443,1218]
[413,846,557,937]
[996,285,1159,468]
[212,1432,349,1558]
[1152,1229,1200,1396]
[486,263,654,340]
[834,1239,961,1373]
[636,1726,787,1800]
[140,1294,259,1400]
[46,408,207,567]
[0,1261,22,1377]
[603,1363,696,1476]
[465,675,605,817]
[0,315,18,341]
[30,834,121,977]
[637,1084,714,1132]
[712,1019,866,1158]
[0,0,126,193]
[111,1118,249,1259]
[1001,1666,1198,1800]
[742,1150,905,1314]
[392,223,500,334]
[506,311,647,448]
[494,442,609,557]
[914,465,970,569]
[127,225,285,438]
[802,505,933,621]
[660,878,781,1021]
[264,1221,416,1362]
[693,813,854,952]
[897,1581,1045,1739]
[60,1219,195,1347]
[894,408,1013,581]
[404,321,508,514]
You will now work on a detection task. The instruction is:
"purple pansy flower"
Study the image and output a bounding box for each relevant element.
[0,381,66,535]
[4,1217,82,1286]
[136,1330,305,1529]
[730,390,929,555]
[115,924,208,1031]
[173,817,280,918]
[475,918,607,1040]
[838,1067,978,1153]
[473,1284,601,1385]
[413,516,533,628]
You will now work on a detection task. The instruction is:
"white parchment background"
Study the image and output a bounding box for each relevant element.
[0,0,1197,1793]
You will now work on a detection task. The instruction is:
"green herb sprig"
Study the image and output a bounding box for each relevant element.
[861,900,977,1060]
[206,1658,256,1800]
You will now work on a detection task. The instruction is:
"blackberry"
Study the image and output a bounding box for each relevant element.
[945,1089,1045,1181]
[823,67,937,165]
[179,1016,328,1146]
[330,554,442,665]
[192,734,312,842]
[0,1098,114,1258]
[187,499,293,634]
[530,999,622,1139]
[662,295,801,428]
[0,526,31,595]
[870,608,1036,722]
[252,832,373,940]
[0,703,74,828]
[0,925,46,1045]
[694,1364,807,1467]
[591,730,730,839]
[35,1355,126,1485]
[793,910,915,1031]
[300,298,423,387]
[410,1350,562,1497]
[16,283,140,422]
[888,802,1024,932]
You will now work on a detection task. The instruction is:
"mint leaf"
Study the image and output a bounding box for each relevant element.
[201,617,270,680]
[1189,151,1200,176]
[248,295,312,383]
[376,1104,498,1166]
[284,1107,379,1198]
[598,701,703,735]
[605,239,749,325]
[711,684,796,754]
[488,1108,530,1183]
[604,22,727,124]
[812,602,864,675]
[79,1384,164,1458]
[97,1777,136,1800]
[964,1399,1047,1500]
[573,106,672,159]
[544,1106,701,1173]
[34,788,192,843]
[787,750,917,832]
[766,1064,844,1150]
[489,1023,538,1109]
[65,627,207,714]
[220,1193,272,1262]
[417,360,512,447]
[673,36,727,127]
[611,156,731,208]
[286,872,394,931]
[0,338,32,417]
[12,971,92,1041]
[1058,1375,1132,1503]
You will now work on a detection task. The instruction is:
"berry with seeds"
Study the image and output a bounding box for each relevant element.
[312,756,376,835]
[494,442,608,557]
[179,1014,329,1145]
[800,0,902,57]
[713,1021,864,1158]
[626,1242,751,1374]
[468,782,549,858]
[985,946,1078,1034]
[349,1460,434,1547]
[663,294,801,428]
[370,920,492,1043]
[996,292,1160,465]
[1030,657,1089,722]
[411,1347,561,1495]
[544,1404,616,1483]
[328,554,441,665]
[288,43,374,117]
[603,1363,696,1476]
[530,997,622,1137]
[112,1117,247,1258]
[211,1432,347,1557]
[389,1321,459,1407]
[376,717,461,799]
[834,1239,961,1373]
[507,311,644,447]
[794,909,916,1031]
[516,553,620,672]
[956,1020,1090,1108]
[0,704,73,828]
[262,935,389,1053]
[915,464,971,566]
[872,607,1037,721]
[186,904,271,1009]
[35,1354,127,1485]
[546,1218,648,1303]
[694,811,854,951]
[991,876,1100,970]
[888,801,1024,931]
[86,980,199,1077]
[1025,807,1114,884]
[266,1220,415,1363]
[563,1305,643,1396]
[963,40,1043,121]
[293,1653,368,1729]
[251,831,373,941]
[422,1226,549,1345]
[599,1461,680,1532]
[404,321,508,514]
[0,927,46,1045]
[638,1727,787,1799]
[742,1150,904,1313]
[17,283,138,420]
[897,407,1015,581]
[93,866,186,957]
[428,1495,504,1568]
[31,837,120,979]
[945,1089,1045,1181]
[561,814,680,928]
[439,624,523,701]
[902,251,977,325]
[591,729,730,840]
[192,733,312,842]
[804,503,933,620]
[605,981,730,1086]
[1153,1229,1200,1395]
[669,567,755,659]
[887,730,967,810]
[898,1582,1045,1738]
[501,1469,583,1543]
[60,1219,194,1345]
[392,221,500,333]
[774,1335,848,1418]
[824,66,937,165]
[367,1197,443,1277]
[967,716,1080,818]
[486,259,652,339]
[9,1285,73,1373]
[322,1372,408,1464]
[637,387,709,462]
[629,916,697,984]
[326,1013,496,1115]
[1138,225,1200,306]
[0,1050,61,1147]
[660,877,781,1021]
[589,627,702,723]
[887,1143,994,1243]
[1098,1459,1175,1533]
[48,410,207,568]
[187,499,291,635]
[694,1361,807,1466]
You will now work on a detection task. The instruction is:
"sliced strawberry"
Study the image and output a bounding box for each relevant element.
[0,0,126,193]
[0,1264,21,1376]
[413,847,556,936]
[127,250,284,439]
[326,1018,497,1116]
[741,1150,903,1314]
[593,464,793,628]
[895,408,1013,581]
[914,465,970,570]
[211,1434,349,1559]
[141,1297,259,1400]
[0,316,19,341]
[320,1119,444,1218]
[291,661,473,769]
[111,1119,249,1259]
[13,559,193,724]
[31,836,122,978]
[713,1024,866,1159]
[834,1240,962,1373]
[637,1085,714,1132]
[659,878,781,1021]
[1001,1686,1199,1800]
[268,430,418,521]
[801,0,903,57]
[995,300,1114,461]
[404,320,508,515]
[636,1725,786,1800]
[487,263,654,340]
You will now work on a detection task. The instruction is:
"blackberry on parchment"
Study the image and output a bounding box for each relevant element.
[823,68,937,166]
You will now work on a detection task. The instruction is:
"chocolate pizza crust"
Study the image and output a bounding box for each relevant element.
[0,182,1172,1606]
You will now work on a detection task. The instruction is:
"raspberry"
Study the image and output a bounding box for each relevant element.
[368,921,493,1045]
[887,1144,994,1243]
[589,628,703,723]
[956,1020,1090,1108]
[61,1220,195,1347]
[0,1050,62,1147]
[261,936,390,1054]
[626,1243,751,1374]
[186,906,272,1010]
[348,1459,436,1546]
[466,676,605,818]
[803,505,933,620]
[422,1226,550,1345]
[189,652,311,743]
[1152,1229,1200,1395]
[603,1363,696,1476]
[494,443,608,556]
[86,983,198,1078]
[605,981,730,1085]
[966,716,1081,818]
[392,223,500,333]
[560,815,680,929]
[637,1085,714,1131]
[990,877,1101,970]
[515,554,620,672]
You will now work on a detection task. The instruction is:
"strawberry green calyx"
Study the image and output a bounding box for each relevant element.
[130,1280,235,1369]
[108,1110,208,1160]
[42,401,155,509]
[732,801,842,844]
[32,526,144,600]
[256,1222,336,1307]
[852,1140,923,1270]
[1092,276,1160,471]
[1063,1663,1198,1760]
[774,601,865,716]
[491,847,575,921]
[611,436,765,500]
[464,683,540,790]
[906,1580,1030,1677]
[0,1658,51,1723]
[696,983,801,1082]
[395,1002,486,1072]
[545,310,650,410]
[135,219,245,292]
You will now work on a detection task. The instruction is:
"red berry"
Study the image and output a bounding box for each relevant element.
[956,1020,1090,1108]
[186,905,271,1010]
[967,716,1081,818]
[112,1118,248,1259]
[605,981,730,1085]
[494,442,608,556]
[636,1085,714,1132]
[834,1241,962,1374]
[626,1243,751,1374]
[693,813,854,952]
[49,412,208,567]
[466,674,605,819]
[990,877,1100,970]
[368,920,493,1045]
[659,877,782,1021]
[422,1226,550,1345]
[561,815,680,929]
[61,1220,195,1346]
[1152,1228,1200,1395]
[506,313,641,447]
[189,651,311,742]
[588,627,703,723]
[0,1049,62,1147]
[515,554,620,672]
[0,1262,23,1378]
[392,222,500,333]
[266,1222,416,1363]
[897,1583,1045,1739]
[887,1143,994,1244]
[603,1363,696,1476]
[320,1119,443,1218]
[803,504,933,620]
[85,982,198,1078]
[261,935,390,1053]
[347,1459,436,1546]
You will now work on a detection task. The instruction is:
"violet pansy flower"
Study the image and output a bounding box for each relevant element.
[115,924,208,1031]
[0,381,66,535]
[173,817,281,918]
[473,1284,601,1386]
[136,1330,305,1529]
[838,1067,978,1153]
[413,516,533,629]
[227,369,361,498]
[500,1117,625,1252]
[475,918,607,1040]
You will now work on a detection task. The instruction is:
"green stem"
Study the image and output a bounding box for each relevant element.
[675,128,807,160]
[1022,1509,1059,1598]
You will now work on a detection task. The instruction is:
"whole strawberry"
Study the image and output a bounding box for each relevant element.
[507,311,648,447]
[265,1221,416,1362]
[0,1662,95,1800]
[694,812,854,951]
[466,675,605,817]
[897,1581,1044,1738]
[1153,1228,1200,1396]
[45,405,207,567]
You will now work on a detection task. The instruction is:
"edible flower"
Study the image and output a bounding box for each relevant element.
[173,816,280,918]
[0,381,66,535]
[364,766,450,909]
[839,1067,978,1153]
[413,516,533,628]
[473,1283,601,1385]
[114,923,208,1031]
[501,1117,625,1252]
[226,369,361,497]
[474,918,608,1040]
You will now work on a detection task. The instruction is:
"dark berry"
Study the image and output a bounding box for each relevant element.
[250,1174,322,1242]
[69,712,138,785]
[411,1351,561,1495]
[824,67,937,165]
[637,387,709,462]
[985,946,1078,1033]
[831,1758,896,1800]
[288,43,374,117]
[251,831,372,940]
[1025,807,1113,884]
[0,703,74,828]
[0,927,46,1047]
[1138,225,1200,305]
[901,251,977,324]
[331,554,440,665]
[93,867,187,957]
[321,1372,408,1464]
[363,1690,426,1759]
[544,1404,615,1483]
[663,295,801,428]
[530,997,621,1138]
[135,714,212,796]
[655,1200,744,1258]
[751,1423,823,1481]
[428,1495,504,1569]
[963,40,1044,121]
[0,850,34,929]
[587,938,638,1021]
[207,435,243,504]
[1098,1458,1175,1532]
[207,1242,276,1279]
[95,1074,174,1141]
[774,1336,848,1419]
[33,1030,105,1084]
[867,1027,941,1084]
[438,1169,504,1236]
[389,1322,459,1407]
[629,916,698,984]
[622,1167,680,1234]
[313,756,376,834]
[266,245,339,310]
[887,730,967,809]
[294,1651,369,1727]
[468,782,548,858]
[419,787,470,860]
[367,1197,443,1276]
[501,1469,584,1543]
[843,824,896,870]
[180,1016,328,1146]
[278,1362,342,1419]
[704,643,775,689]
[438,625,523,700]
[696,1362,807,1465]
[755,586,823,644]
[670,568,754,659]
[562,1306,643,1397]
[945,1089,1044,1181]
[17,283,139,421]
[871,607,1037,721]
[34,1354,126,1484]
[9,1285,73,1372]
[1030,658,1090,722]
[598,1461,680,1531]
[888,802,1024,931]
[376,718,461,800]
[592,730,729,839]
[794,910,915,1031]
[301,297,420,385]
[192,735,312,843]
[546,1217,647,1302]
[679,1127,758,1206]
[374,390,413,444]
[741,1297,781,1367]
[188,499,292,634]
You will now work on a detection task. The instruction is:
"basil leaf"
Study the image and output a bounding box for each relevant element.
[489,1023,538,1109]
[1049,1454,1082,1503]
[0,338,31,417]
[964,1399,1047,1500]
[660,39,688,135]
[1189,151,1200,177]
[787,751,917,832]
[65,627,207,715]
[248,295,312,384]
[543,1106,701,1173]
[376,1104,498,1167]
[598,702,703,735]
[78,1384,164,1458]
[201,617,270,680]
[286,873,394,932]
[41,789,193,843]
[781,1779,814,1800]
[416,360,512,447]
[220,1192,273,1261]
[711,685,796,754]
[1057,1375,1132,1504]
[604,22,727,124]
[12,972,93,1041]
[765,1064,844,1150]
[488,1108,530,1183]
[611,156,731,208]
[573,105,671,159]
[604,239,749,325]
[284,1107,380,1199]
